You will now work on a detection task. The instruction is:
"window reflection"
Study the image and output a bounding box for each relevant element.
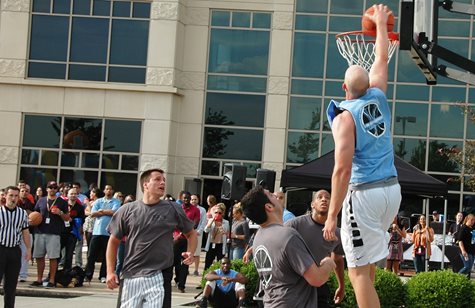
[205,93,265,127]
[394,103,427,137]
[41,150,59,166]
[61,152,79,167]
[296,0,328,13]
[287,132,319,163]
[292,32,325,78]
[21,149,40,165]
[23,115,61,148]
[122,155,139,171]
[430,104,464,138]
[203,128,263,160]
[393,138,426,170]
[201,160,220,176]
[102,154,119,169]
[100,172,138,195]
[60,170,99,190]
[427,140,462,172]
[289,97,321,130]
[104,120,141,153]
[63,118,102,150]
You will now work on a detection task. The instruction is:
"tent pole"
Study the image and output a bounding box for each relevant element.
[441,199,448,269]
[425,199,430,272]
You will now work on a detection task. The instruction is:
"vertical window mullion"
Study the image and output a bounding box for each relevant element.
[105,3,113,81]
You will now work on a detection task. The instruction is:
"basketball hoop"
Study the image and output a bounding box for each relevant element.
[335,31,399,72]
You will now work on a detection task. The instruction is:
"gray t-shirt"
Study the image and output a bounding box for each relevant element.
[285,214,344,263]
[252,224,318,307]
[107,200,194,279]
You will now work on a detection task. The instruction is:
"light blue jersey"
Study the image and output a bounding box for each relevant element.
[327,87,397,184]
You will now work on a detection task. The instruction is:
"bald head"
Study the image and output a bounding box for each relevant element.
[344,65,369,98]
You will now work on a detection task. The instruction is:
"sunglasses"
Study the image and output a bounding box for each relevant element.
[47,186,58,189]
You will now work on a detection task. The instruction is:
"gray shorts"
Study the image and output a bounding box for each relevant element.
[33,233,61,259]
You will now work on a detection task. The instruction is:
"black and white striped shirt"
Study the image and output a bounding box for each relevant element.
[0,206,29,247]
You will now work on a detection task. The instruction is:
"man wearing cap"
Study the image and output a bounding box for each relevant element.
[30,180,70,288]
[430,210,444,234]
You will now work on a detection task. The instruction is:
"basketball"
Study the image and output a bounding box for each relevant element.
[29,211,43,226]
[362,6,394,32]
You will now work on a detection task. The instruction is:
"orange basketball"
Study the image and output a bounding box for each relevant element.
[362,6,394,32]
[29,211,43,226]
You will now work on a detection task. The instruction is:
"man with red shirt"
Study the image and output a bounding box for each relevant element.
[173,191,200,292]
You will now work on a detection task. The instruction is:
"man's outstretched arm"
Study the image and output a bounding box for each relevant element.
[368,4,391,92]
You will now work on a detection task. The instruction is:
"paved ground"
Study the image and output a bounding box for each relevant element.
[10,248,207,308]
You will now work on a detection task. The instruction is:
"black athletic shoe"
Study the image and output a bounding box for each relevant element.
[44,282,55,288]
[196,297,208,308]
[29,281,42,287]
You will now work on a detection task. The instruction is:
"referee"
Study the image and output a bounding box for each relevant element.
[0,186,31,308]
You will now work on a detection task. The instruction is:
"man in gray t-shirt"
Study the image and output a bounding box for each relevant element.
[105,169,197,308]
[286,190,345,307]
[240,186,335,308]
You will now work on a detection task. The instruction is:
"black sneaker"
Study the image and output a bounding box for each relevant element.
[29,281,42,287]
[238,299,247,307]
[44,282,55,288]
[196,297,208,308]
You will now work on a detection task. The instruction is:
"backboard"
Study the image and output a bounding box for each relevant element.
[399,0,438,84]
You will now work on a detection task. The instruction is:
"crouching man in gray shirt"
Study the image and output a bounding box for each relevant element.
[240,186,335,307]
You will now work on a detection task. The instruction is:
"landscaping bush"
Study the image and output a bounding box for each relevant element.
[328,268,405,307]
[406,270,475,308]
[200,259,259,303]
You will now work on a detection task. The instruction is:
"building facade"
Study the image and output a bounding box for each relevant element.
[0,0,474,217]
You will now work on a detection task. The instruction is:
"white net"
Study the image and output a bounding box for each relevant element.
[336,32,399,71]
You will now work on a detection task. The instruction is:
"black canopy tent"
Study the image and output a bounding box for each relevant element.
[281,150,448,197]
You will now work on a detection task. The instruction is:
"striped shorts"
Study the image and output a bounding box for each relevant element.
[120,272,164,308]
[341,183,401,267]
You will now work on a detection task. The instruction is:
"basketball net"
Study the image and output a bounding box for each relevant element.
[336,31,399,71]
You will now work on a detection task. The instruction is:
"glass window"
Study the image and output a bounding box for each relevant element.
[60,170,99,188]
[243,163,260,178]
[321,133,334,155]
[103,154,119,169]
[21,149,40,165]
[93,0,111,16]
[292,33,325,78]
[427,140,462,172]
[393,138,426,170]
[133,2,151,18]
[41,150,59,166]
[252,13,271,29]
[20,167,58,190]
[232,12,251,28]
[205,93,265,127]
[73,0,90,15]
[208,29,270,75]
[467,116,475,140]
[396,85,430,101]
[325,43,349,79]
[324,81,344,97]
[53,0,71,14]
[113,1,130,17]
[432,86,466,103]
[82,153,100,168]
[110,20,149,66]
[203,128,263,160]
[287,132,319,163]
[396,52,427,83]
[438,20,470,37]
[28,62,66,79]
[23,115,61,148]
[70,17,109,63]
[63,118,102,150]
[122,155,139,171]
[33,0,50,13]
[295,15,326,31]
[289,97,322,130]
[430,104,464,138]
[61,152,79,167]
[330,0,364,14]
[108,67,146,83]
[207,75,267,93]
[296,0,329,13]
[328,16,361,32]
[201,160,220,176]
[103,120,141,153]
[29,15,69,61]
[394,103,428,137]
[433,174,460,191]
[291,79,323,96]
[69,64,106,81]
[100,172,138,194]
[211,11,230,27]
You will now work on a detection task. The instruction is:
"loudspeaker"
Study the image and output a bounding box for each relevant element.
[221,164,247,201]
[256,169,276,192]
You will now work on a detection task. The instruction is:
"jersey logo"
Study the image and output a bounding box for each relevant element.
[360,102,385,137]
[254,245,273,288]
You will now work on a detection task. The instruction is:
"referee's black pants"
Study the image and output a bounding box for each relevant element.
[0,245,21,308]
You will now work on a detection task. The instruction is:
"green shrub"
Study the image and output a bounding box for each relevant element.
[200,259,259,303]
[328,268,405,308]
[406,270,475,308]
